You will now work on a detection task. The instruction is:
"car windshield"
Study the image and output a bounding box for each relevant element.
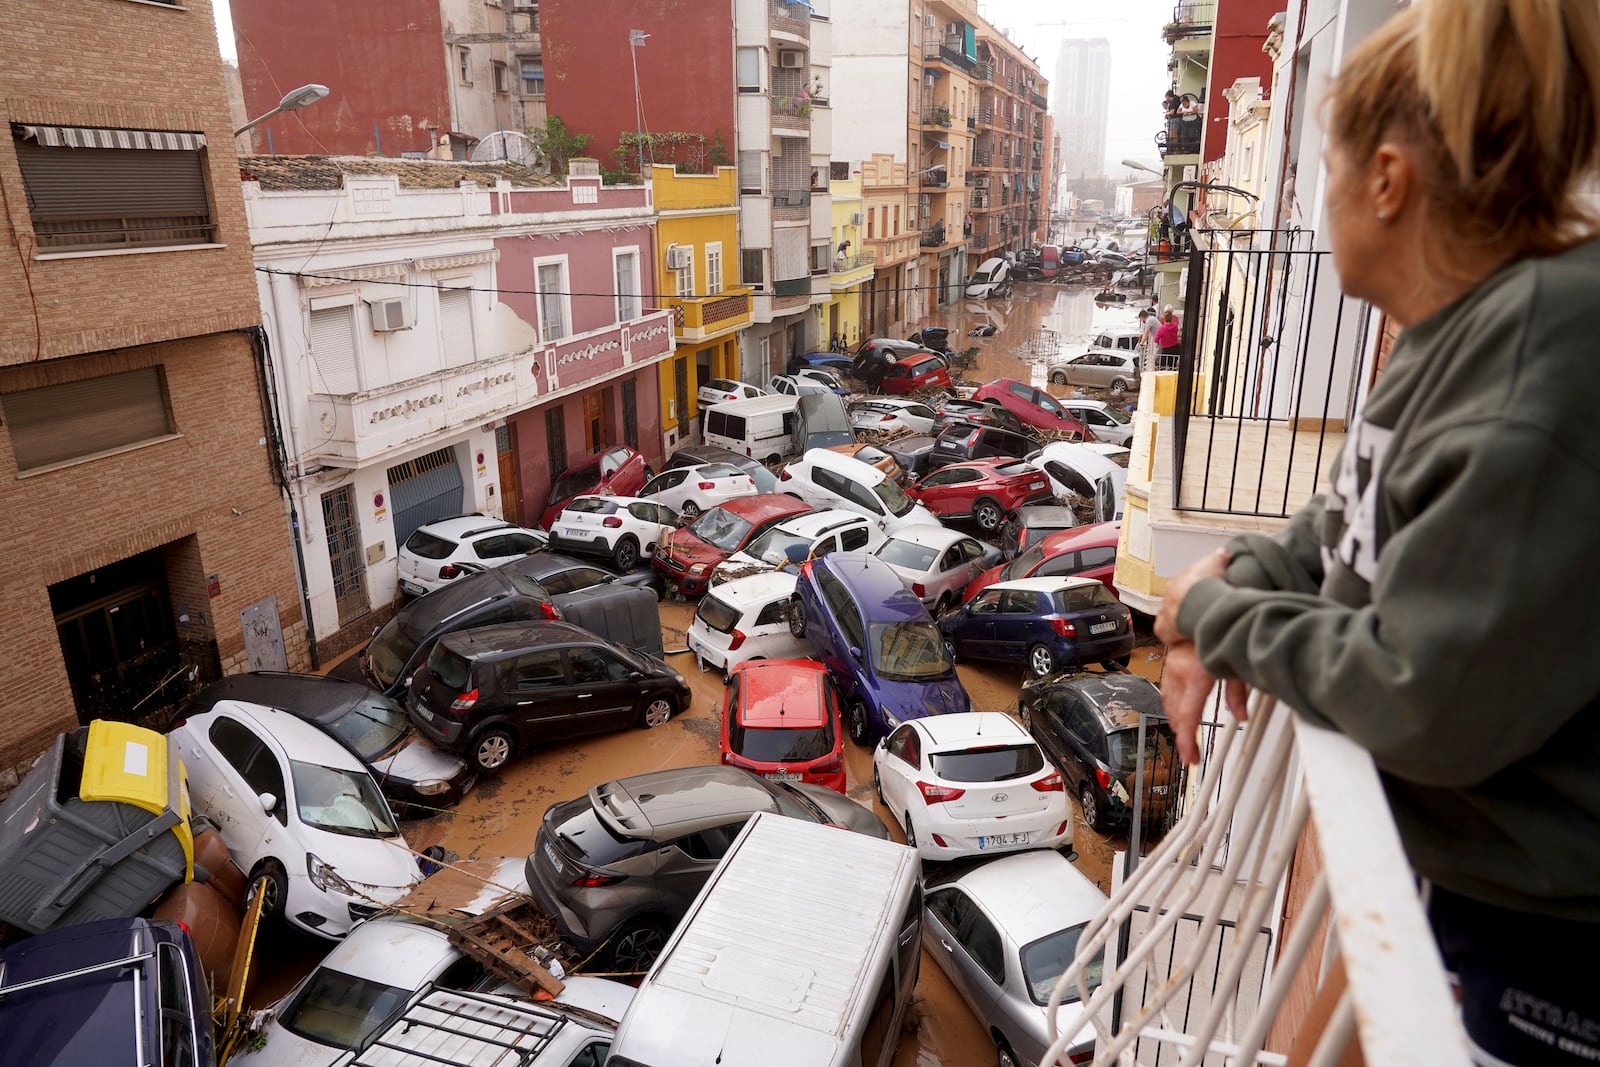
[971,267,993,284]
[548,463,601,504]
[290,761,399,838]
[326,696,410,761]
[695,594,743,634]
[1021,924,1104,1006]
[730,715,835,763]
[1005,543,1048,580]
[877,539,939,571]
[930,743,1044,783]
[745,526,812,565]
[278,969,409,1050]
[690,508,755,552]
[873,477,916,517]
[366,616,417,688]
[870,622,953,681]
[1107,724,1176,773]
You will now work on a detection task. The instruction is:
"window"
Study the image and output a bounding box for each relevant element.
[438,286,475,367]
[736,47,762,92]
[613,250,641,321]
[545,406,567,476]
[520,59,545,96]
[705,243,723,295]
[309,305,360,393]
[2,365,174,472]
[512,649,565,688]
[322,486,370,626]
[492,60,510,93]
[958,908,1006,984]
[740,249,765,288]
[675,246,695,298]
[830,161,850,180]
[458,47,472,84]
[535,260,568,342]
[13,127,215,252]
[811,242,829,274]
[621,380,639,449]
[570,647,631,683]
[157,943,197,1067]
[737,150,763,194]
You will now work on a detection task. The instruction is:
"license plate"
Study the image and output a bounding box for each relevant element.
[1151,785,1169,795]
[414,704,434,722]
[1031,481,1047,490]
[542,840,564,875]
[1089,621,1118,635]
[764,772,802,782]
[400,580,426,596]
[980,832,1030,848]
[564,527,592,538]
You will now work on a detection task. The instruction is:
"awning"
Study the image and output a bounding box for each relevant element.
[934,140,950,149]
[12,124,207,151]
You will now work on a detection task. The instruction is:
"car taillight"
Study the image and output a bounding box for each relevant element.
[1095,767,1113,789]
[931,833,950,847]
[1051,617,1077,637]
[727,628,746,651]
[917,780,966,805]
[1055,820,1070,836]
[723,393,738,400]
[779,469,792,481]
[449,689,479,712]
[911,582,926,598]
[813,752,843,774]
[438,564,461,579]
[880,414,895,422]
[572,868,627,888]
[1032,771,1065,792]
[603,516,623,528]
[1069,1050,1095,1065]
[540,602,561,620]
[698,481,716,490]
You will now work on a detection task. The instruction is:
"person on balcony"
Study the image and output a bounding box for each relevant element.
[1155,1,1600,1063]
[1153,306,1181,367]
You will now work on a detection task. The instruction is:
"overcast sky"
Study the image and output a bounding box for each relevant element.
[214,0,1168,176]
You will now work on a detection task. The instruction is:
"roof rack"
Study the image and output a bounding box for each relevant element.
[348,987,567,1067]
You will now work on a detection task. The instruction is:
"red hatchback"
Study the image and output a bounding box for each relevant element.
[970,378,1094,438]
[653,493,812,597]
[905,459,1055,534]
[719,659,846,793]
[538,445,651,530]
[880,353,954,395]
[964,520,1122,601]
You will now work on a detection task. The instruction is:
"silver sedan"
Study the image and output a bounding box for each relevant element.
[874,524,1000,614]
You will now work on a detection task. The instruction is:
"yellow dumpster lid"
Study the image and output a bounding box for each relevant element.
[81,720,195,882]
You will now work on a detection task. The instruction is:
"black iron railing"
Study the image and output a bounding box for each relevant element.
[1170,230,1376,518]
[1161,116,1203,156]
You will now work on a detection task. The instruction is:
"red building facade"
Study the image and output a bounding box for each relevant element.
[1202,0,1281,162]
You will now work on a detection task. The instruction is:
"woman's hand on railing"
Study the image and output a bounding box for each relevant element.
[1155,549,1249,763]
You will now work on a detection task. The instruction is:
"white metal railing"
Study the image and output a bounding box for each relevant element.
[1044,691,1472,1067]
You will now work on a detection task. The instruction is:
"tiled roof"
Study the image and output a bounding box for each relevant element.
[238,155,560,192]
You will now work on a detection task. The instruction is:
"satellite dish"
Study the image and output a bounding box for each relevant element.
[471,130,541,168]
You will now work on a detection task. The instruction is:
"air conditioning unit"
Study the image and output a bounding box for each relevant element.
[778,50,805,69]
[922,14,935,27]
[511,0,535,8]
[946,22,959,35]
[368,298,411,332]
[849,212,863,226]
[666,245,692,270]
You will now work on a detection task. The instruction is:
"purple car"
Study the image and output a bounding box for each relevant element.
[788,552,972,745]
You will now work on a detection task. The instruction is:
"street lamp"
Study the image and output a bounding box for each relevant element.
[234,84,330,137]
[1121,159,1162,177]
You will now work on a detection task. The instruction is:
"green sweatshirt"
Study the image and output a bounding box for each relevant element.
[1175,238,1600,922]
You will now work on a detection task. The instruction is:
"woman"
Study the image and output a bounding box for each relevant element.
[1153,306,1181,367]
[1155,2,1600,1063]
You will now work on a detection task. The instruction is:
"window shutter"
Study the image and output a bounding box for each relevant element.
[309,306,360,394]
[439,288,474,366]
[3,366,172,470]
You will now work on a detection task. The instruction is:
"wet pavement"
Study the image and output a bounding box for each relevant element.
[250,280,1166,1065]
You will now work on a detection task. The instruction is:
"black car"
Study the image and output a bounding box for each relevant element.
[664,445,780,493]
[850,338,935,389]
[1018,673,1177,833]
[407,620,691,773]
[1001,505,1079,561]
[182,672,475,810]
[927,424,1036,470]
[932,397,1031,437]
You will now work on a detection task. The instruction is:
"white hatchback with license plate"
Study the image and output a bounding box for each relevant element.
[638,462,756,520]
[872,711,1072,862]
[685,571,811,680]
[549,495,679,571]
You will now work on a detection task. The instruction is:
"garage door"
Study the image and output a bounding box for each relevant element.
[387,446,464,545]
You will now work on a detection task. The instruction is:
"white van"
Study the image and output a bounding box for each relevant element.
[703,394,801,465]
[606,812,922,1067]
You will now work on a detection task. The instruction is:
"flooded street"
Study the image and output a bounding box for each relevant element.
[252,280,1165,1066]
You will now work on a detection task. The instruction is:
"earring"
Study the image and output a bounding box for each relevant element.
[1376,210,1388,221]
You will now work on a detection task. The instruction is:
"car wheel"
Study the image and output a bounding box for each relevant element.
[640,697,675,729]
[1102,654,1132,671]
[764,454,783,466]
[1028,643,1056,678]
[609,919,669,974]
[470,727,516,773]
[247,859,288,920]
[787,596,808,638]
[903,814,918,849]
[972,497,1005,533]
[1080,783,1107,833]
[1050,370,1069,385]
[944,635,960,664]
[642,465,655,480]
[680,500,702,520]
[873,764,886,805]
[613,536,640,572]
[995,1036,1020,1067]
[933,592,955,617]
[1111,379,1130,395]
[847,699,872,747]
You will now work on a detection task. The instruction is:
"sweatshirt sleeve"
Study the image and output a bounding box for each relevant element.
[1172,420,1600,788]
[1216,494,1328,596]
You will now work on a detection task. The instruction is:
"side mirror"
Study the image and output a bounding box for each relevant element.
[629,670,644,681]
[403,676,413,688]
[258,792,278,814]
[848,646,863,662]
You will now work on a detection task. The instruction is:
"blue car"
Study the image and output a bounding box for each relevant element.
[789,552,971,745]
[795,351,856,374]
[938,575,1135,678]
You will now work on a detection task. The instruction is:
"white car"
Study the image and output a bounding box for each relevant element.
[170,700,425,940]
[686,571,811,679]
[710,508,882,585]
[921,851,1106,1067]
[397,516,547,596]
[547,495,679,571]
[638,462,755,519]
[778,448,937,535]
[1026,441,1128,522]
[1058,398,1134,446]
[874,525,1001,613]
[257,914,635,1066]
[769,371,844,397]
[872,712,1072,862]
[697,378,768,410]
[848,398,940,435]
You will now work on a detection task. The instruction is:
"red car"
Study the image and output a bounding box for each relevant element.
[970,378,1094,439]
[879,353,954,395]
[538,445,651,530]
[964,520,1122,601]
[904,459,1054,534]
[653,494,812,597]
[719,659,846,794]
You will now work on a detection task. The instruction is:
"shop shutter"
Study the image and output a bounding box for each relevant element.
[387,447,465,545]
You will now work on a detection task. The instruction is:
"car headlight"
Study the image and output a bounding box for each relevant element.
[412,779,451,796]
[880,704,902,730]
[307,853,354,895]
[689,562,710,575]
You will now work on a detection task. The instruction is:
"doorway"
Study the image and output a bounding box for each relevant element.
[583,392,605,454]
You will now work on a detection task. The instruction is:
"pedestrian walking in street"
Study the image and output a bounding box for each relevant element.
[1154,1,1600,1063]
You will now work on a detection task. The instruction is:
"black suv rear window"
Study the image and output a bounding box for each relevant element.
[931,744,1044,782]
[404,530,455,560]
[424,642,473,690]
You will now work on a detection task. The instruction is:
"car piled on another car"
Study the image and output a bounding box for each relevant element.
[652,494,813,598]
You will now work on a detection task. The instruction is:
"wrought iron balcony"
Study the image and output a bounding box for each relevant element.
[769,0,810,38]
[1160,116,1203,157]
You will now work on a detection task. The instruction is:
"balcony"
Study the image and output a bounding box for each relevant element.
[973,60,993,82]
[1159,115,1203,158]
[771,188,812,221]
[920,105,954,129]
[829,250,875,287]
[1029,90,1048,110]
[1163,0,1216,41]
[663,287,753,342]
[921,169,949,189]
[769,0,809,39]
[919,223,951,249]
[922,39,976,73]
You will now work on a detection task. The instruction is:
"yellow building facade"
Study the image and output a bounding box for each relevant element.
[651,164,753,450]
[820,175,874,349]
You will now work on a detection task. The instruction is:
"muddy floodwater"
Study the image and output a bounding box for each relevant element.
[251,281,1165,1066]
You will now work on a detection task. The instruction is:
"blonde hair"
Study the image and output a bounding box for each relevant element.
[1328,0,1600,260]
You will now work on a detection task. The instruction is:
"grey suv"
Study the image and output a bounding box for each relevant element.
[525,766,887,973]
